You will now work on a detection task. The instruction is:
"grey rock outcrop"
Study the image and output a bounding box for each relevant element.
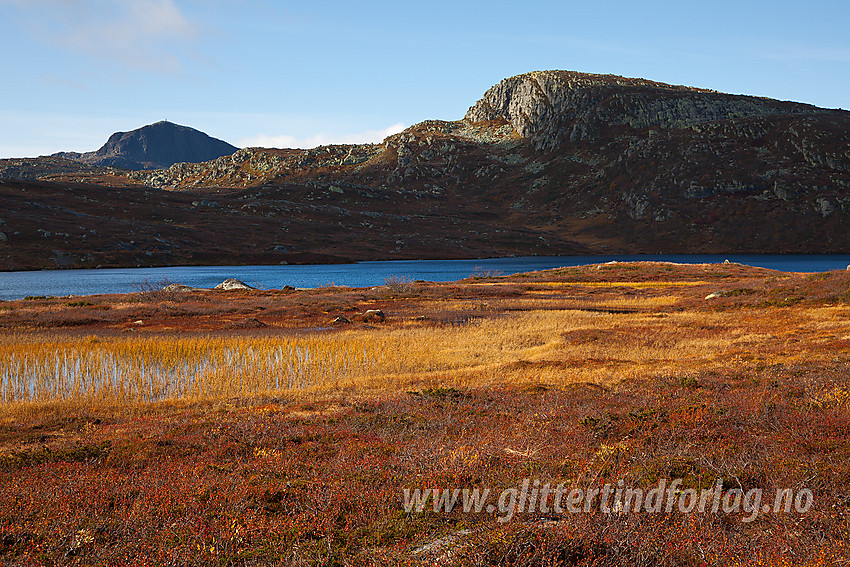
[127,144,383,188]
[214,278,254,291]
[361,309,386,322]
[0,157,110,181]
[162,283,201,292]
[465,70,823,149]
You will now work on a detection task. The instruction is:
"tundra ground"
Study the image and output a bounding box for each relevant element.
[1,262,849,565]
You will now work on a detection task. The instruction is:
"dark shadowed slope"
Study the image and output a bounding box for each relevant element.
[53,121,238,170]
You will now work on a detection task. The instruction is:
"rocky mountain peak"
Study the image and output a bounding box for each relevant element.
[54,121,239,171]
[465,70,824,149]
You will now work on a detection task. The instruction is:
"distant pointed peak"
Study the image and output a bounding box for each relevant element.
[54,121,238,170]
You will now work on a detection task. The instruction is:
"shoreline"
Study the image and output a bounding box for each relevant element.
[2,254,850,301]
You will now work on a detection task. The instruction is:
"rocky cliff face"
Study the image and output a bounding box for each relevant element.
[52,121,238,170]
[2,70,850,269]
[464,70,824,149]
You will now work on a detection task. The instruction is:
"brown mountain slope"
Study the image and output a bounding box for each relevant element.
[1,70,849,270]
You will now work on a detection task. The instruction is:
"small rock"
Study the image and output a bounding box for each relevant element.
[132,320,144,325]
[413,529,473,562]
[214,278,254,290]
[773,182,796,201]
[705,292,722,300]
[162,283,197,292]
[332,316,351,325]
[230,317,267,329]
[51,250,74,266]
[816,197,835,217]
[0,231,7,242]
[65,528,94,558]
[362,309,385,322]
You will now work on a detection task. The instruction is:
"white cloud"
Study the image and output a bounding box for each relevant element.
[4,0,198,72]
[238,122,407,149]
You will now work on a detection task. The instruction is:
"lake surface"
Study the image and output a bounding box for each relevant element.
[1,254,849,301]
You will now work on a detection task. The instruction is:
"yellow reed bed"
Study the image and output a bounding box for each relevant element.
[0,334,380,405]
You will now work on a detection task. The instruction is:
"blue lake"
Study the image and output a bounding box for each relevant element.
[1,254,849,301]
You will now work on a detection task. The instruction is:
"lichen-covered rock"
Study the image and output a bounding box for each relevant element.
[162,283,199,292]
[214,278,254,291]
[816,197,835,217]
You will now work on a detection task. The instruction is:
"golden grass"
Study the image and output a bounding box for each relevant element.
[0,309,614,409]
[0,333,380,407]
[494,296,681,310]
[3,278,850,416]
[515,280,711,287]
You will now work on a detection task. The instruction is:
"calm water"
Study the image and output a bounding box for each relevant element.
[1,254,849,301]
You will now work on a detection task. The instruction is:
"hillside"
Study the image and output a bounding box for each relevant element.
[1,70,849,270]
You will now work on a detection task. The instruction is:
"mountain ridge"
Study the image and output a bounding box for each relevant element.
[1,70,849,270]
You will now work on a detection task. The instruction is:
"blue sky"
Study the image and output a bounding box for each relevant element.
[1,0,848,158]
